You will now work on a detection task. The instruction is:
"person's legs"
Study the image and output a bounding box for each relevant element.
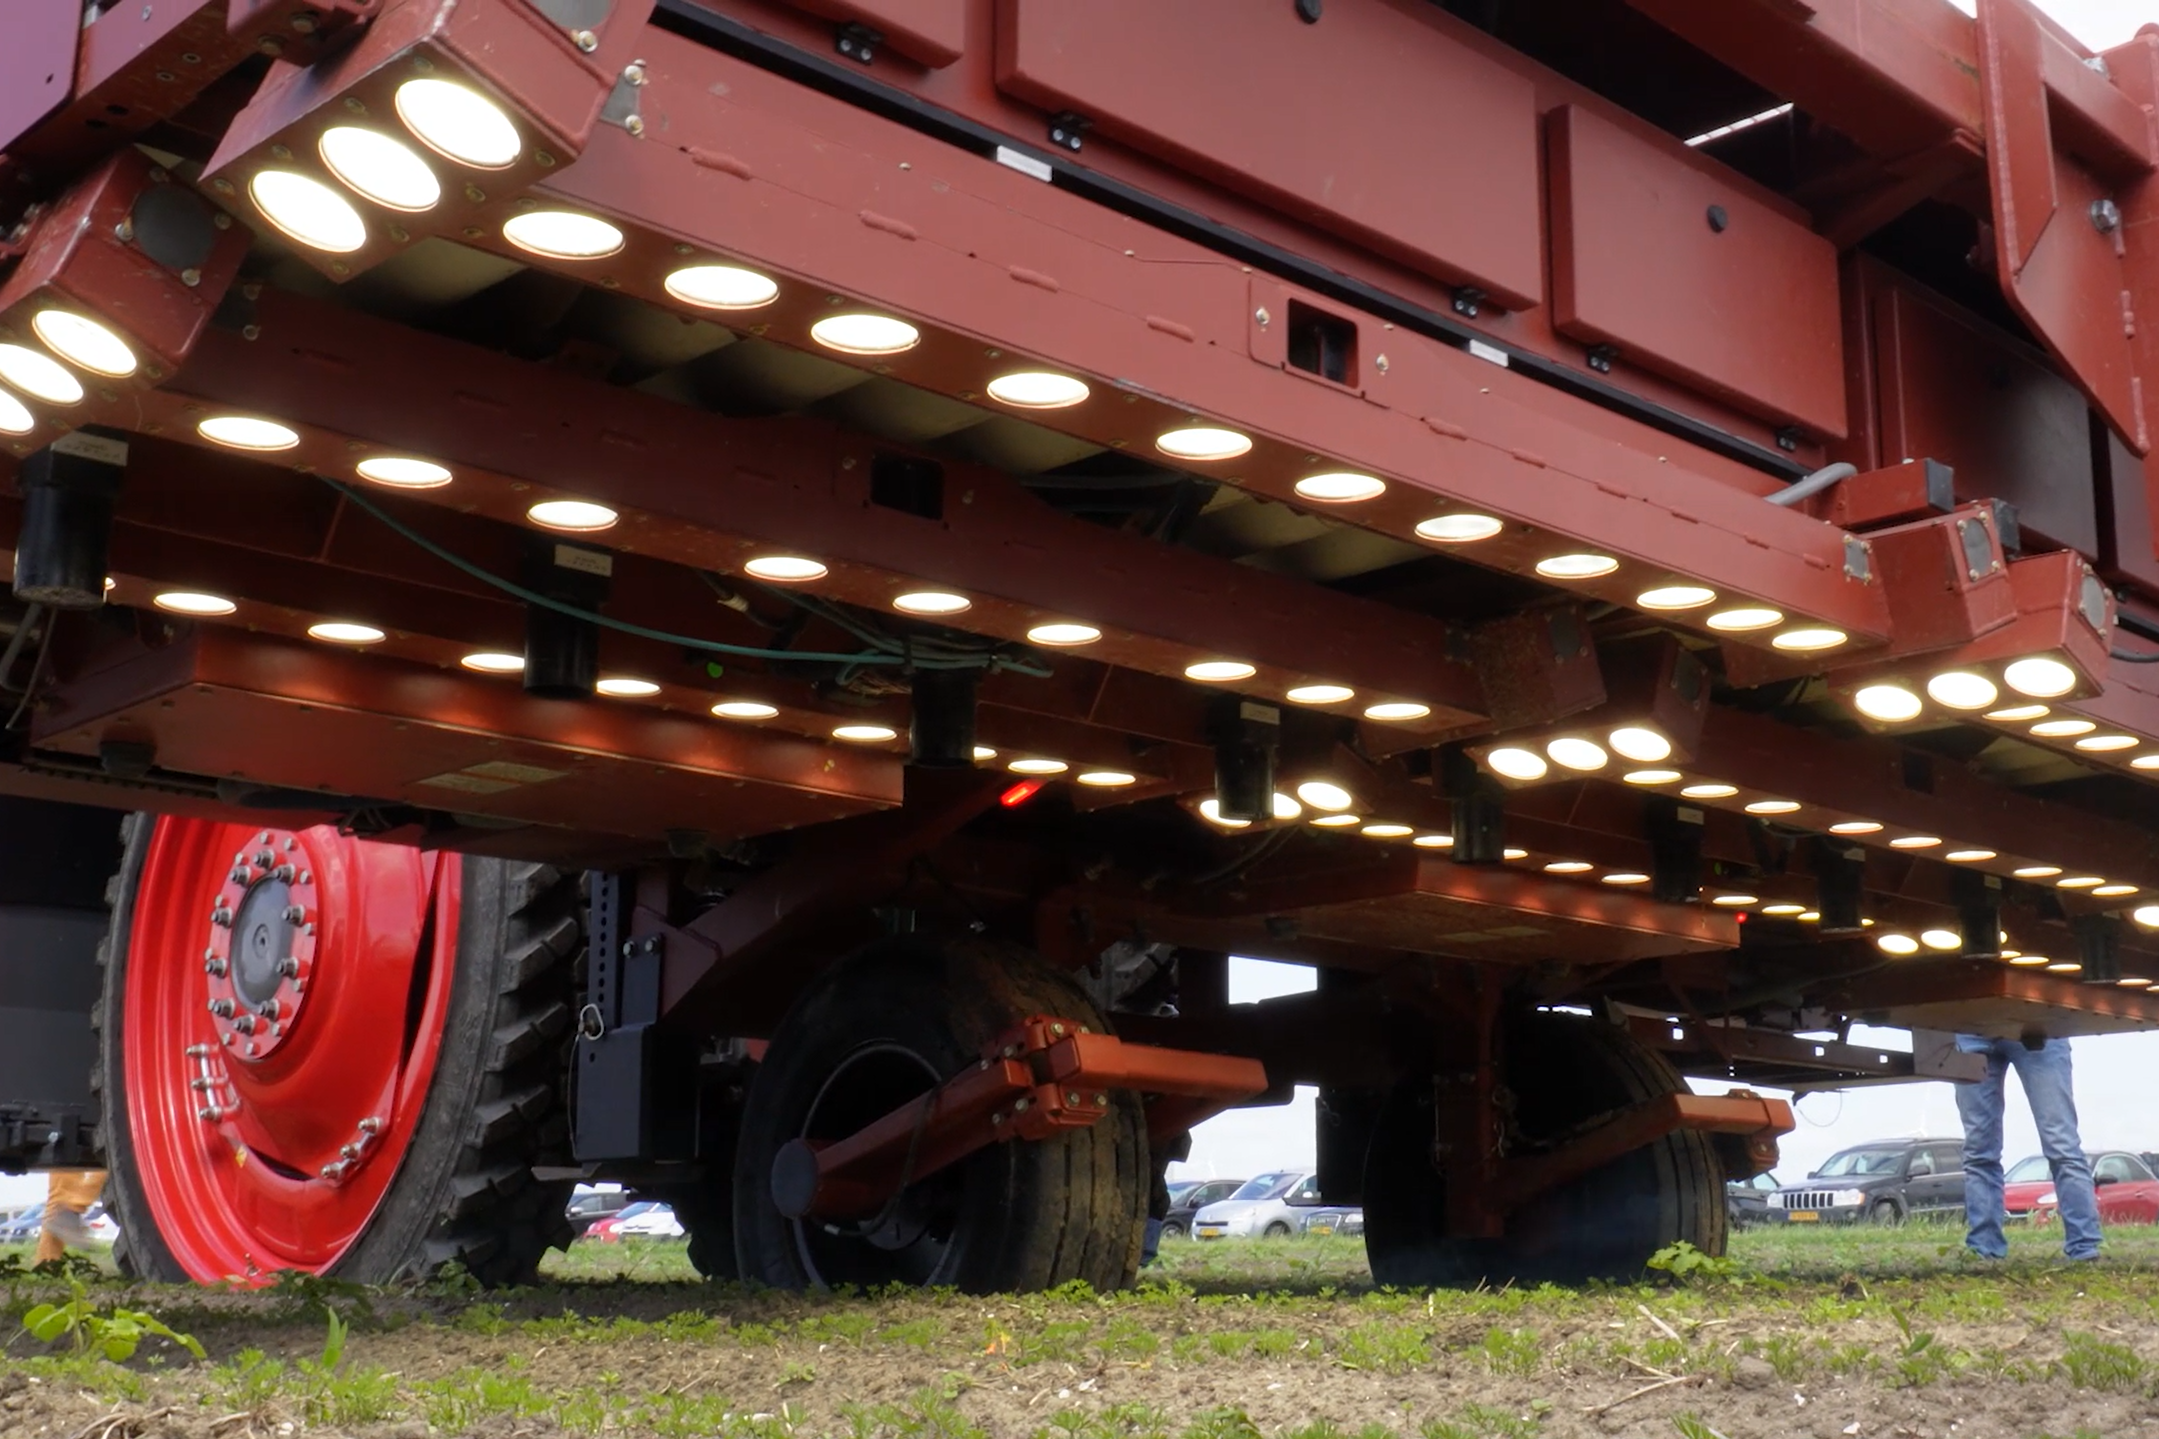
[32,1170,102,1266]
[1956,1045,2010,1258]
[2009,1040,2101,1259]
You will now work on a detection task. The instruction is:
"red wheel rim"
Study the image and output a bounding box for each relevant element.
[122,816,459,1282]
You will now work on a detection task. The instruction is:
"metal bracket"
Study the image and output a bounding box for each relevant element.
[1451,285,1487,319]
[836,22,882,65]
[1048,112,1090,154]
[599,60,647,137]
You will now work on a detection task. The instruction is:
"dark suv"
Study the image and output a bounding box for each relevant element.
[1161,1178,1245,1240]
[1770,1138,1965,1225]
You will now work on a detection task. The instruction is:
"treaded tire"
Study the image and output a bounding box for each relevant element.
[97,815,581,1285]
[732,934,1147,1293]
[1363,1012,1726,1288]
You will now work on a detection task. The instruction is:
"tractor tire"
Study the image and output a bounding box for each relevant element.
[732,934,1147,1293]
[1363,1011,1726,1288]
[95,814,580,1285]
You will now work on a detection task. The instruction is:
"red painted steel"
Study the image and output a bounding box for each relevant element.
[1491,1092,1794,1208]
[782,0,965,67]
[1547,104,1846,437]
[0,0,80,160]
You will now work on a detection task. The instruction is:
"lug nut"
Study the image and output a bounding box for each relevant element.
[203,958,227,977]
[273,864,295,882]
[233,1015,256,1034]
[184,1043,209,1058]
[211,905,233,927]
[340,1141,360,1159]
[276,958,300,978]
[208,999,234,1018]
[254,849,275,868]
[358,1116,381,1133]
[282,904,305,924]
[230,866,250,885]
[257,1000,280,1020]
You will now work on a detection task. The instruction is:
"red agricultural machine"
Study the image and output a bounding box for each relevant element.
[0,0,2153,1293]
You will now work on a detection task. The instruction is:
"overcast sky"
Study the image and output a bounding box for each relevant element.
[1942,0,2150,49]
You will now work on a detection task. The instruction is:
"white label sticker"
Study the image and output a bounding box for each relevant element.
[1238,700,1281,726]
[1467,339,1510,368]
[51,431,128,466]
[995,146,1054,183]
[553,544,614,577]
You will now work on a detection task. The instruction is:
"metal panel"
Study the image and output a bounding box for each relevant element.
[0,0,79,157]
[778,0,966,67]
[1547,105,1846,438]
[0,907,106,1111]
[992,0,1544,309]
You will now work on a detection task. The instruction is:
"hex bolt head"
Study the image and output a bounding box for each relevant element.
[230,866,250,885]
[2093,198,2123,234]
[208,999,234,1017]
[257,1000,280,1020]
[283,905,306,924]
[573,28,598,51]
[276,958,300,978]
[255,849,275,867]
[199,1106,219,1122]
[358,1116,381,1133]
[1066,1091,1082,1105]
[1050,1022,1066,1037]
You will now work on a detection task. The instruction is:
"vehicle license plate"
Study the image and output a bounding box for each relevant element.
[1788,1211,1819,1222]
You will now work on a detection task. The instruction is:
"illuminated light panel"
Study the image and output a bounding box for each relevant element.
[1487,747,1548,781]
[1920,929,1961,951]
[1799,911,1821,922]
[0,345,83,406]
[1544,861,1594,873]
[1412,833,1453,848]
[1762,904,1807,916]
[154,591,235,617]
[1829,821,1883,835]
[1545,737,1609,771]
[972,746,997,761]
[2136,756,2159,771]
[1876,933,1920,956]
[1945,850,1997,863]
[713,700,778,720]
[2031,719,2097,737]
[1362,823,1414,838]
[2057,876,2106,889]
[1985,705,2049,722]
[31,311,136,377]
[596,677,661,698]
[1636,585,1716,611]
[2046,961,2084,974]
[198,415,299,451]
[249,170,366,253]
[2003,656,2078,699]
[2120,977,2155,988]
[0,388,32,435]
[2010,954,2051,966]
[1744,799,1801,815]
[1773,627,1848,652]
[893,591,971,616]
[319,126,440,211]
[1414,514,1504,544]
[2076,735,2139,752]
[1623,769,1682,786]
[461,652,525,673]
[357,456,451,488]
[811,313,921,356]
[1535,553,1619,580]
[527,499,618,532]
[1008,758,1069,775]
[394,78,521,168]
[833,724,898,743]
[2135,905,2159,927]
[1286,684,1354,705]
[2013,865,2063,879]
[744,556,828,582]
[502,210,624,260]
[1311,814,1362,828]
[1680,783,1737,799]
[1927,671,1999,711]
[664,264,780,312]
[1296,781,1354,812]
[1185,660,1256,682]
[1026,622,1100,647]
[2094,884,2140,898]
[1364,701,1431,722]
[1294,471,1387,504]
[307,621,384,645]
[1889,835,1942,849]
[1155,425,1252,461]
[1711,894,1758,906]
[1854,684,1922,722]
[1077,771,1136,787]
[985,371,1090,409]
[1608,727,1672,763]
[1273,794,1303,820]
[1197,798,1249,829]
[1502,848,1528,860]
[1602,872,1651,885]
[1706,606,1783,632]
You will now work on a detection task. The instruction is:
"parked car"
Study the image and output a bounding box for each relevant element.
[566,1184,631,1237]
[0,1207,41,1243]
[2030,1151,2159,1226]
[586,1200,680,1243]
[1192,1171,1323,1239]
[1299,1206,1363,1237]
[1161,1178,1245,1240]
[1727,1171,1780,1226]
[1767,1138,1965,1225]
[80,1203,119,1245]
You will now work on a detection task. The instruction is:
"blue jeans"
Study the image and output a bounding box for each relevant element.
[1954,1036,2100,1260]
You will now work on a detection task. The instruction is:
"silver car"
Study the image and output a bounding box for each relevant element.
[1191,1170,1322,1239]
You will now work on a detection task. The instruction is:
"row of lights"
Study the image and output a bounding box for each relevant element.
[1484,725,1678,780]
[0,307,161,437]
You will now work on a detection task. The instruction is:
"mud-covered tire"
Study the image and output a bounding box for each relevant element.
[97,814,581,1285]
[732,934,1147,1293]
[1363,1012,1726,1288]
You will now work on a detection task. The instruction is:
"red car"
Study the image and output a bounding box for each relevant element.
[2019,1152,2159,1226]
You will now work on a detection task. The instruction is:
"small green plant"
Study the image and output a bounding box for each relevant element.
[1420,1404,1539,1439]
[1888,1308,1955,1388]
[1478,1325,1541,1376]
[1672,1418,1731,1439]
[2054,1332,2146,1391]
[18,1279,204,1363]
[1336,1323,1432,1373]
[1645,1241,1739,1286]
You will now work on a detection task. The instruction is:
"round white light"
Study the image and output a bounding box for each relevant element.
[2045,961,2083,973]
[1364,702,1431,722]
[357,456,451,488]
[31,311,136,377]
[461,651,525,673]
[250,170,368,254]
[1608,727,1672,763]
[1744,799,1801,815]
[2031,719,2095,737]
[1986,705,2050,722]
[1294,472,1386,504]
[2013,865,2063,878]
[154,591,235,617]
[2009,954,2051,966]
[528,499,618,532]
[1773,627,1848,652]
[972,746,997,761]
[1927,672,1998,711]
[2135,905,2159,927]
[893,591,971,616]
[1877,933,1921,956]
[1603,872,1651,886]
[596,677,661,697]
[1545,861,1594,874]
[394,78,521,169]
[319,126,440,211]
[1296,781,1355,812]
[1946,849,1997,863]
[1311,814,1362,828]
[1185,660,1256,682]
[1197,798,1249,829]
[2004,656,2078,699]
[1921,929,1962,951]
[0,344,84,404]
[198,415,299,451]
[2058,876,2106,889]
[1829,820,1883,835]
[307,621,384,644]
[1412,834,1453,848]
[1535,553,1619,580]
[1545,737,1608,771]
[1487,747,1547,781]
[1008,758,1068,775]
[2136,756,2159,770]
[1155,426,1252,461]
[1415,514,1504,544]
[1362,823,1414,838]
[0,387,32,436]
[1503,848,1528,860]
[985,372,1090,409]
[2077,734,2138,752]
[1854,684,1923,723]
[833,724,898,743]
[745,556,828,583]
[1680,783,1737,799]
[664,264,780,311]
[2094,884,2139,898]
[1287,684,1354,705]
[713,700,778,720]
[1890,835,1942,849]
[1027,623,1100,647]
[503,210,624,260]
[1762,904,1807,916]
[810,314,920,355]
[1077,771,1136,787]
[1636,585,1716,611]
[1623,769,1682,785]
[1707,607,1784,632]
[1712,894,1758,907]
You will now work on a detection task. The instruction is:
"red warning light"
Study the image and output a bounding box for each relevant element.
[1000,779,1047,808]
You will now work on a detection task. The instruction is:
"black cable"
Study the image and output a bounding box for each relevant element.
[2112,647,2159,664]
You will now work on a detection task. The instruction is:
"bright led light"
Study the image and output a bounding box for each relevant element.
[1415,514,1503,544]
[1636,585,1716,611]
[2094,884,2139,897]
[833,724,898,743]
[1608,727,1672,763]
[1876,933,1920,956]
[2045,961,2083,974]
[2031,719,2096,737]
[307,621,383,644]
[1535,553,1619,580]
[1026,623,1100,646]
[1544,861,1594,873]
[1412,833,1453,848]
[1487,747,1548,781]
[713,700,778,720]
[1744,799,1801,815]
[1680,783,1737,799]
[1773,627,1848,652]
[503,210,624,260]
[2010,954,2051,966]
[461,651,525,673]
[1707,607,1783,632]
[319,126,439,211]
[1008,758,1069,775]
[31,311,136,377]
[1294,472,1386,503]
[1829,820,1883,835]
[1712,894,1758,907]
[1799,911,1821,922]
[0,344,83,404]
[1272,793,1302,820]
[1185,660,1256,682]
[357,456,451,488]
[154,591,235,616]
[972,746,997,761]
[1362,823,1414,838]
[1603,872,1651,885]
[528,499,618,533]
[1297,781,1355,812]
[1624,769,1682,785]
[1946,850,1997,863]
[1927,672,1998,711]
[2119,977,2154,988]
[1287,684,1354,705]
[744,556,828,582]
[198,415,298,451]
[2136,756,2159,770]
[2054,875,2103,890]
[893,591,971,616]
[1364,702,1431,722]
[1077,771,1136,787]
[0,388,32,435]
[2078,734,2138,751]
[596,677,661,697]
[811,313,921,355]
[1889,835,1941,849]
[2013,865,2063,879]
[394,78,521,168]
[1854,684,1921,722]
[2004,656,2078,698]
[1985,705,2049,722]
[984,371,1090,409]
[1546,737,1609,771]
[1197,798,1250,829]
[1311,814,1362,828]
[1503,848,1528,860]
[664,264,780,311]
[1155,426,1251,461]
[1920,929,1961,951]
[249,170,366,253]
[2135,905,2159,927]
[1762,904,1807,916]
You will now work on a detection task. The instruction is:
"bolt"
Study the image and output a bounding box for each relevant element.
[297,870,311,885]
[573,28,598,51]
[231,866,250,884]
[255,848,274,866]
[2093,198,2123,234]
[273,863,294,882]
[112,220,134,243]
[283,836,297,850]
[208,998,234,1018]
[319,1162,344,1179]
[625,115,645,137]
[1050,1022,1066,1037]
[358,1116,381,1133]
[1706,204,1730,233]
[181,267,200,287]
[1014,1096,1031,1111]
[257,1000,280,1020]
[234,1014,256,1034]
[1375,353,1390,374]
[283,905,305,924]
[241,324,260,341]
[1093,1093,1108,1106]
[204,958,227,977]
[1066,1090,1082,1105]
[1254,306,1270,327]
[244,1041,257,1056]
[290,13,316,33]
[199,1106,220,1122]
[185,1043,209,1058]
[990,1113,1004,1127]
[276,957,300,978]
[191,1077,213,1090]
[340,1141,360,1159]
[625,62,647,85]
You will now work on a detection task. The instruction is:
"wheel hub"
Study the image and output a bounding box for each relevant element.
[202,830,315,1060]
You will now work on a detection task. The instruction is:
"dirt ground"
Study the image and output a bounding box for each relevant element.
[0,1226,2153,1439]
